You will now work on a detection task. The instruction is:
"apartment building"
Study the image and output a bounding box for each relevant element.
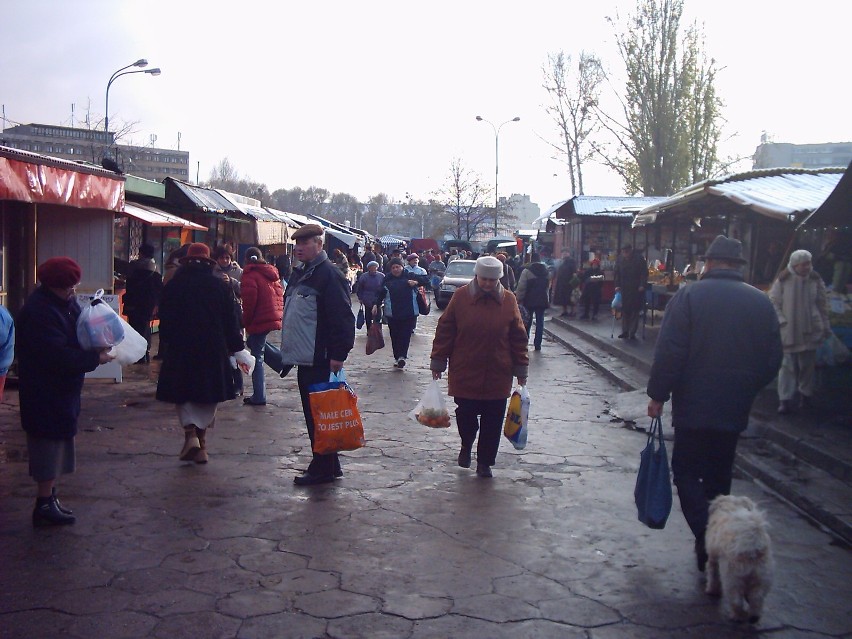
[0,123,189,182]
[753,137,852,170]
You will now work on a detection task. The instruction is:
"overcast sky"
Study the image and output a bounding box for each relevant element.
[1,0,850,214]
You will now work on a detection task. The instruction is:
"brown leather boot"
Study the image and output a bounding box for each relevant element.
[194,427,208,464]
[179,426,201,461]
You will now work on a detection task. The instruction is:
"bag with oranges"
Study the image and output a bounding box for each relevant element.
[410,379,451,428]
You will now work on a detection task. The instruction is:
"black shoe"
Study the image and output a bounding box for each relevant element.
[695,536,708,572]
[293,472,335,486]
[579,315,589,320]
[51,488,72,515]
[334,468,343,478]
[559,312,569,317]
[475,463,493,478]
[617,333,628,338]
[243,397,266,406]
[534,345,542,351]
[397,358,406,369]
[458,446,471,468]
[33,497,76,527]
[628,334,638,341]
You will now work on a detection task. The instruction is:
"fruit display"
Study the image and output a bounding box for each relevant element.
[416,407,451,428]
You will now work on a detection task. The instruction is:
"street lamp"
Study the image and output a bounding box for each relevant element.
[476,115,520,236]
[104,58,161,142]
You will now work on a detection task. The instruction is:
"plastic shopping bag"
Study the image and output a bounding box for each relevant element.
[366,322,385,355]
[634,416,672,529]
[229,349,256,375]
[816,332,850,367]
[611,290,623,311]
[409,379,451,428]
[356,305,365,330]
[309,370,366,454]
[503,385,530,449]
[107,317,148,365]
[77,289,125,349]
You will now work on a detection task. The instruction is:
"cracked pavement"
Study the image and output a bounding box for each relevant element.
[1,310,850,638]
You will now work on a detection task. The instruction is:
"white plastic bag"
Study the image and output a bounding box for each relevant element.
[107,317,148,365]
[409,379,451,428]
[230,349,256,375]
[77,289,125,349]
[503,385,530,449]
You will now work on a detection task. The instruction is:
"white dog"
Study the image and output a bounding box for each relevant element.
[705,495,773,623]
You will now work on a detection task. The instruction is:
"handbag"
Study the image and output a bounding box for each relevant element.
[366,321,385,355]
[634,416,672,529]
[356,305,365,330]
[503,385,530,449]
[416,286,431,315]
[308,370,366,454]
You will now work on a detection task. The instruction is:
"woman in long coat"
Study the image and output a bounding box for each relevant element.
[552,252,577,317]
[430,256,529,478]
[156,243,244,463]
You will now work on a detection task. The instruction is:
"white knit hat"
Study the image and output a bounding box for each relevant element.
[788,249,812,268]
[474,256,503,279]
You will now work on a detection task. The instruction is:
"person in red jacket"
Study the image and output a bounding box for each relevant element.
[241,247,284,405]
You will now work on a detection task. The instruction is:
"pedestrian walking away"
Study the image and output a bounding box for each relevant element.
[279,224,355,486]
[122,242,163,364]
[431,255,529,478]
[514,253,551,351]
[614,244,646,339]
[240,247,284,406]
[552,251,577,317]
[16,257,114,526]
[156,243,245,465]
[646,235,782,573]
[373,257,430,369]
[769,249,830,414]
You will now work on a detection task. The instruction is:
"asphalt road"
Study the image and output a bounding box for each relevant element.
[0,307,850,638]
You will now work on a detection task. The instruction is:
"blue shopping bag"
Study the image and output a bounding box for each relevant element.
[634,416,672,529]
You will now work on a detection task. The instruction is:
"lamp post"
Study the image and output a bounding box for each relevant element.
[104,58,161,143]
[476,115,520,236]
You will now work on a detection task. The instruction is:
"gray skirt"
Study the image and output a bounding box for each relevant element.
[27,434,75,482]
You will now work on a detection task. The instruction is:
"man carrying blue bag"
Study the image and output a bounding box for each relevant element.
[646,236,781,571]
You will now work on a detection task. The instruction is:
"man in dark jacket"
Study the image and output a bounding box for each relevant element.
[17,257,113,526]
[614,245,647,339]
[156,243,245,464]
[123,243,162,364]
[280,224,356,486]
[647,235,782,572]
[514,254,551,351]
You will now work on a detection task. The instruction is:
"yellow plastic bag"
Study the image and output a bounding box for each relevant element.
[503,385,530,449]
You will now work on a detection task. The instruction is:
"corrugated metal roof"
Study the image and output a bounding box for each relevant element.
[164,178,240,214]
[570,195,668,217]
[123,202,207,230]
[0,145,124,179]
[634,167,844,226]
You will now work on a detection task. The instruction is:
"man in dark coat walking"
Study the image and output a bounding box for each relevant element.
[123,243,162,364]
[614,245,647,339]
[646,235,782,572]
[156,243,245,464]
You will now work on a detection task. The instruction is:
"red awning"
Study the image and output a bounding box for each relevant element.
[0,152,124,211]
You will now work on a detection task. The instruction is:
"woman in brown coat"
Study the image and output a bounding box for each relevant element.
[430,256,529,477]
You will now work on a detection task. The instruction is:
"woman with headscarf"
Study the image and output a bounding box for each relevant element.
[430,256,529,478]
[156,243,245,463]
[769,249,831,414]
[240,247,284,406]
[353,261,385,330]
[17,257,114,526]
[372,257,430,369]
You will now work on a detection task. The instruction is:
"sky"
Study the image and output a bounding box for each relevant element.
[2,0,851,217]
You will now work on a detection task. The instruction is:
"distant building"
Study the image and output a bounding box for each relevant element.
[753,135,852,170]
[0,123,189,182]
[506,193,541,226]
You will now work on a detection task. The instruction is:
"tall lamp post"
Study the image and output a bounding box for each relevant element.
[104,58,161,147]
[476,115,520,236]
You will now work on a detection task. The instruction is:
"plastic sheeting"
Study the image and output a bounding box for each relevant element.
[0,155,124,211]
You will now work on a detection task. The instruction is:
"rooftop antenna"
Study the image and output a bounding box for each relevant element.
[150,133,157,147]
[177,131,181,151]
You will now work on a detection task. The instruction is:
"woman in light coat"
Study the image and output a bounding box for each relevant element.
[768,249,830,414]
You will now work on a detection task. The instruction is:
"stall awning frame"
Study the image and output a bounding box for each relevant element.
[122,201,207,230]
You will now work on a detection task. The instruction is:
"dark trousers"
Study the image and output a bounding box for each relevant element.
[621,308,641,337]
[297,364,341,477]
[455,397,508,467]
[525,307,545,349]
[581,287,601,318]
[127,312,152,355]
[387,316,417,360]
[671,428,740,541]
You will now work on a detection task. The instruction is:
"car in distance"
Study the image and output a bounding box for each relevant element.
[435,259,476,309]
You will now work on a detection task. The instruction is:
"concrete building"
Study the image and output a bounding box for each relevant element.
[0,123,189,182]
[753,135,852,170]
[505,193,541,226]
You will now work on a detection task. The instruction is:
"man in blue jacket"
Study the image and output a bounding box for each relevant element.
[281,224,355,486]
[647,235,782,571]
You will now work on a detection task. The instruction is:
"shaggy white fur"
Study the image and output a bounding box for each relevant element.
[705,495,774,623]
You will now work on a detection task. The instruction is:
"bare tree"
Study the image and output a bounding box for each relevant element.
[435,159,492,241]
[595,0,724,196]
[542,50,604,196]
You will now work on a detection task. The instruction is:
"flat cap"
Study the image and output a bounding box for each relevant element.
[291,224,325,240]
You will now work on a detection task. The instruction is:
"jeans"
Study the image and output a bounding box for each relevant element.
[525,307,545,349]
[246,332,269,402]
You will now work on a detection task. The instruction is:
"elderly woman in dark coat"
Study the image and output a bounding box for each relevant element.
[156,243,244,464]
[17,257,113,526]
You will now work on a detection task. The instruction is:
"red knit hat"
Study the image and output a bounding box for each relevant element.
[179,243,215,264]
[37,257,82,288]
